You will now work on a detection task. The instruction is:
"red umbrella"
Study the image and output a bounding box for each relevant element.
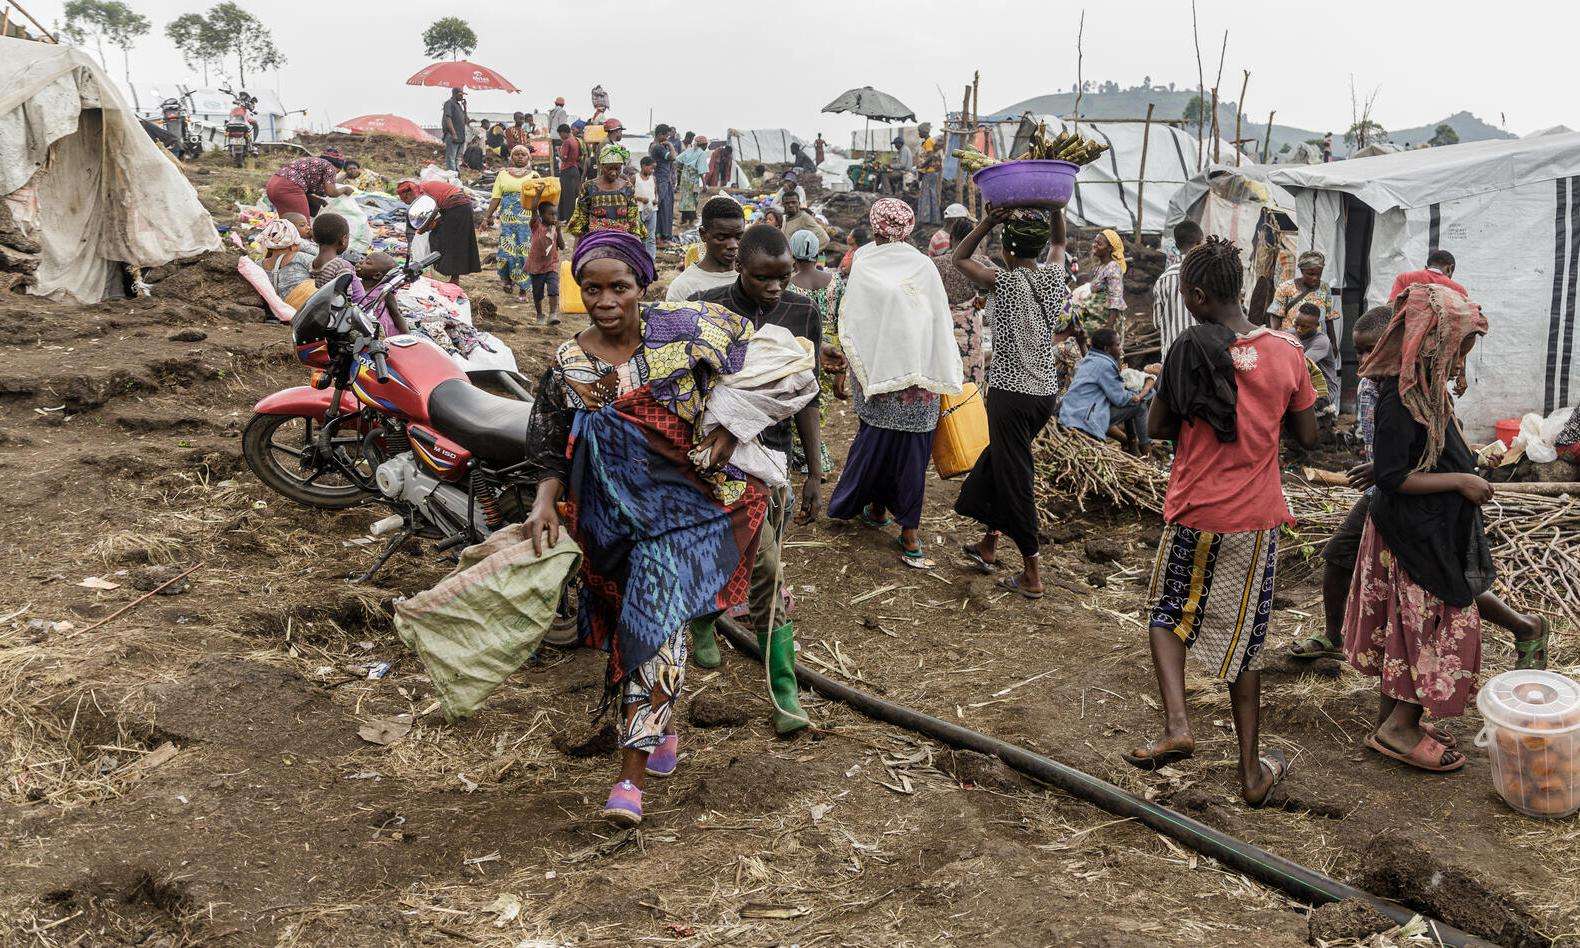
[336,114,440,144]
[405,60,519,93]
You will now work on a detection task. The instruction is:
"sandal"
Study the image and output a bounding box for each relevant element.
[960,543,999,574]
[1290,633,1344,661]
[996,575,1044,599]
[1364,733,1465,773]
[1420,722,1457,749]
[898,539,935,570]
[1244,748,1290,808]
[859,506,893,529]
[1514,615,1549,670]
[1122,739,1194,772]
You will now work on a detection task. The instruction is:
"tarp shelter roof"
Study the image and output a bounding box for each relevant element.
[0,37,221,303]
[984,117,1244,235]
[1269,133,1580,212]
[727,128,806,165]
[1164,162,1296,231]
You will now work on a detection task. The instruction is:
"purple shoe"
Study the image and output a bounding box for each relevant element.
[645,734,679,778]
[601,779,642,827]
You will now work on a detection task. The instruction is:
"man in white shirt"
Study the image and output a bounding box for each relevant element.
[1154,220,1204,356]
[666,196,745,300]
[635,156,659,260]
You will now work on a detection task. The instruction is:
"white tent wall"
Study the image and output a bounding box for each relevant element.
[143,84,294,141]
[851,126,919,155]
[986,118,1242,235]
[728,128,806,165]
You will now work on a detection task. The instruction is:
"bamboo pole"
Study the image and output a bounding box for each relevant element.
[1234,70,1249,166]
[1134,103,1155,244]
[1261,109,1276,163]
[9,0,55,41]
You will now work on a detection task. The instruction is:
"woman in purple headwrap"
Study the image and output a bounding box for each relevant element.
[521,229,769,828]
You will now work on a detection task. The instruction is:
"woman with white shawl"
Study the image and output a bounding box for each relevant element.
[828,199,963,566]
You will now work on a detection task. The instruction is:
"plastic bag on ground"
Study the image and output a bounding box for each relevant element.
[1512,408,1573,464]
[394,526,581,722]
[323,194,373,256]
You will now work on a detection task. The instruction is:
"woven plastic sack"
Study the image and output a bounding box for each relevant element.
[394,526,581,722]
[324,194,373,256]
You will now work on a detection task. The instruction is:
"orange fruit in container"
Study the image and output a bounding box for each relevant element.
[1477,670,1580,819]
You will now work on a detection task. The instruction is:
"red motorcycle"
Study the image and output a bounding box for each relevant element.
[220,87,259,167]
[241,255,538,580]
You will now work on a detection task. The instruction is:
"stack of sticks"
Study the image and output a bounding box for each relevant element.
[1031,424,1168,514]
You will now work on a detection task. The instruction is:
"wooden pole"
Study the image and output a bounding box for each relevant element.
[957,84,971,204]
[970,72,981,218]
[1,8,12,39]
[1073,11,1086,135]
[1190,0,1205,171]
[9,0,56,41]
[1234,70,1249,166]
[1261,109,1276,163]
[1134,103,1155,244]
[1210,30,1227,164]
[1209,86,1220,163]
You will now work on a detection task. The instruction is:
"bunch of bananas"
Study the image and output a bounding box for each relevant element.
[1025,122,1108,165]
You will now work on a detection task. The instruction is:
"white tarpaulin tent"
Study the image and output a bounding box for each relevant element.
[141,84,295,142]
[1271,133,1580,434]
[728,128,806,165]
[0,38,221,303]
[988,118,1243,235]
[1165,162,1298,298]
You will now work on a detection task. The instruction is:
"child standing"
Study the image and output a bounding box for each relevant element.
[527,201,564,326]
[1127,237,1318,807]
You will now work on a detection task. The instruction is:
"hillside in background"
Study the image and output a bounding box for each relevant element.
[989,87,1514,160]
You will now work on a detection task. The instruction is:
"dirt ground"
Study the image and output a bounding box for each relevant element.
[0,150,1575,947]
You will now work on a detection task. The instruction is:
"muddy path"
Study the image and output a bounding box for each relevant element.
[0,164,1574,946]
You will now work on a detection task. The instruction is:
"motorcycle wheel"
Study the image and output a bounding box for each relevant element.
[231,146,244,168]
[242,413,368,509]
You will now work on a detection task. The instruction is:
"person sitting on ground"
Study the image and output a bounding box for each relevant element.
[341,159,383,193]
[266,152,353,220]
[486,121,508,161]
[520,230,793,826]
[688,224,828,731]
[462,119,488,171]
[779,189,828,252]
[667,197,745,301]
[309,212,355,288]
[1061,327,1156,453]
[527,201,565,325]
[790,141,817,175]
[1389,248,1466,302]
[1342,283,1499,774]
[1128,236,1318,808]
[827,199,963,568]
[567,145,646,239]
[395,178,481,284]
[1293,301,1340,413]
[259,217,314,304]
[1154,220,1204,356]
[1294,306,1547,672]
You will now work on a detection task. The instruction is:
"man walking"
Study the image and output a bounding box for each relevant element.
[649,124,678,246]
[441,88,467,173]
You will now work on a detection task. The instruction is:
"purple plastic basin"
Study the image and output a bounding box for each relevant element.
[972,159,1079,208]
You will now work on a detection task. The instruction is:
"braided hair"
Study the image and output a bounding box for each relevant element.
[1178,235,1243,303]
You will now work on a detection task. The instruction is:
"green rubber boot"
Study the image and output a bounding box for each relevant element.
[758,622,811,735]
[689,618,722,669]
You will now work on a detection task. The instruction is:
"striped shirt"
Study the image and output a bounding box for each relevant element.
[1153,263,1192,356]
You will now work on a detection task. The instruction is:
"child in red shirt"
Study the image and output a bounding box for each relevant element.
[1126,237,1318,808]
[527,200,564,325]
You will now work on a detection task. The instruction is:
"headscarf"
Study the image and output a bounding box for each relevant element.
[395,179,420,202]
[319,149,346,170]
[1297,250,1326,271]
[694,134,709,147]
[1004,213,1051,260]
[598,143,630,167]
[927,229,951,256]
[789,228,821,262]
[869,198,915,241]
[571,229,656,288]
[1100,229,1127,273]
[1360,283,1488,472]
[260,218,301,250]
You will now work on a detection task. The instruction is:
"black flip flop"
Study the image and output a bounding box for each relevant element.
[1122,741,1194,772]
[961,543,998,574]
[996,575,1044,600]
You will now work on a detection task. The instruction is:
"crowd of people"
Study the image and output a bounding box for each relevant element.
[255,93,1551,827]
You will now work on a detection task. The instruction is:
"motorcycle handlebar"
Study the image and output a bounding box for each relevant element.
[371,347,391,384]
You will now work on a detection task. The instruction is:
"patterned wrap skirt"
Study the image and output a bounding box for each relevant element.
[1146,523,1278,682]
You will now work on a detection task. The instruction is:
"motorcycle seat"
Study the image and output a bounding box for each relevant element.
[427,377,535,465]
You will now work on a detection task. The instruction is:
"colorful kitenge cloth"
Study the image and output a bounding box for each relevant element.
[1078,260,1126,333]
[1146,522,1278,682]
[1269,278,1340,330]
[523,302,768,691]
[1342,518,1482,718]
[789,275,844,474]
[492,169,539,291]
[678,161,702,215]
[567,180,647,237]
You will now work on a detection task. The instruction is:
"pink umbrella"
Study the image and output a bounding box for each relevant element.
[336,114,440,144]
[405,60,520,93]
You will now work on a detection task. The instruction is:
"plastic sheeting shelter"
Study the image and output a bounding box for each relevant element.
[975,118,1242,235]
[728,128,806,165]
[2,39,221,303]
[1270,133,1580,434]
[1166,162,1299,303]
[142,84,294,142]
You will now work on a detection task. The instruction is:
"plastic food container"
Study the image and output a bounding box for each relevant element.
[972,159,1080,208]
[1475,670,1580,818]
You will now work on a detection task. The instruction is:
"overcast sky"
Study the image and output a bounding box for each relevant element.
[34,0,1580,142]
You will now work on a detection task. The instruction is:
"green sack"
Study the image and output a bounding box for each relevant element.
[394,525,581,722]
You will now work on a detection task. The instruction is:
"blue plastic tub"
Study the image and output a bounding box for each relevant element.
[972,159,1079,208]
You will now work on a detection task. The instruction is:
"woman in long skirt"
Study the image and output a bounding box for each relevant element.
[949,207,1072,597]
[827,199,963,566]
[482,146,543,300]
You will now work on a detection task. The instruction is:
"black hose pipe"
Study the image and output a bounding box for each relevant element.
[715,618,1492,947]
